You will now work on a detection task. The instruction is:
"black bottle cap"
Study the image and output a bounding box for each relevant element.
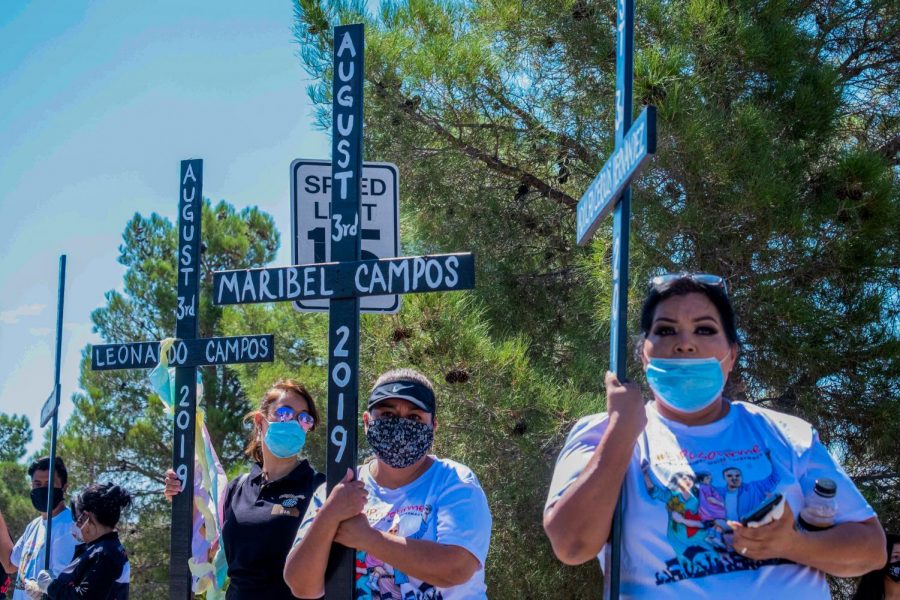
[814,478,837,498]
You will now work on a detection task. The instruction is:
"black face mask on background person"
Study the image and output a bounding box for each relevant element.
[888,561,900,583]
[30,487,64,513]
[366,417,434,469]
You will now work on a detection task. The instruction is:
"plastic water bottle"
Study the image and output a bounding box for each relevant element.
[798,478,837,531]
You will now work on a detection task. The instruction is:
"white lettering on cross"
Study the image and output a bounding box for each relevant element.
[333,171,353,200]
[336,31,357,58]
[337,114,354,136]
[182,163,196,184]
[337,86,353,107]
[218,273,239,304]
[355,264,369,293]
[338,60,354,82]
[337,139,351,169]
[287,268,300,298]
[241,272,257,301]
[389,260,409,293]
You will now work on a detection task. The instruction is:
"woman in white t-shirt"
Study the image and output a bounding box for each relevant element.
[544,273,887,599]
[285,368,492,600]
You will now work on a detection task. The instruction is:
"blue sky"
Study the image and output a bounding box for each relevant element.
[0,2,330,457]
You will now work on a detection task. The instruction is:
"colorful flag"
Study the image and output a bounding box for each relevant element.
[149,338,228,599]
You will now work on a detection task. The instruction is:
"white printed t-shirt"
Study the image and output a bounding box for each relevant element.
[296,457,492,599]
[10,507,79,600]
[545,401,876,599]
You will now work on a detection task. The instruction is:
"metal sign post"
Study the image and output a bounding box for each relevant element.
[211,24,477,599]
[89,161,276,599]
[574,1,657,597]
[42,254,66,570]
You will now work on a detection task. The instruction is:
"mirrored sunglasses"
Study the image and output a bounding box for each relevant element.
[273,406,315,431]
[650,273,728,295]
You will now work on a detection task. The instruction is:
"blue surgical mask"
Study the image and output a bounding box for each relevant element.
[645,356,727,414]
[264,421,307,458]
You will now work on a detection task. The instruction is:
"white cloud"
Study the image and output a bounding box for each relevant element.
[29,327,53,336]
[0,304,46,324]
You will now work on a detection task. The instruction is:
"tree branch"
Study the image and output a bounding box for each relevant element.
[373,79,578,210]
[480,86,599,166]
[878,133,900,166]
[852,472,899,483]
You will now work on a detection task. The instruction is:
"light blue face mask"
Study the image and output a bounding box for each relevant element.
[645,356,728,414]
[264,421,307,458]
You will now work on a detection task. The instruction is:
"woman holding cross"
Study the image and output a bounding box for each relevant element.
[164,379,324,600]
[543,273,886,598]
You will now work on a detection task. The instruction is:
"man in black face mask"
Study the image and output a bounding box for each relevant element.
[0,457,78,600]
[286,368,493,599]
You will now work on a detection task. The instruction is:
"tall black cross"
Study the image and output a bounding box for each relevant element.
[575,0,656,598]
[211,24,477,598]
[90,160,276,599]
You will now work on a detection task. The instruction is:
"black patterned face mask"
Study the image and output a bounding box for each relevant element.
[366,416,434,469]
[888,562,900,583]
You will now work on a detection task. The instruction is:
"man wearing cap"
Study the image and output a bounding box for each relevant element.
[284,368,492,599]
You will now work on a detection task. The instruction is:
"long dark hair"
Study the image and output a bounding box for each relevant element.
[852,532,898,600]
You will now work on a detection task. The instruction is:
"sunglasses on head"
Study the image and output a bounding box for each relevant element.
[650,273,728,295]
[272,406,315,431]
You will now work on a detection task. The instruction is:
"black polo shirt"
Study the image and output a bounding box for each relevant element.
[222,460,324,600]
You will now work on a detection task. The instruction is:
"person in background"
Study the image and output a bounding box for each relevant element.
[543,272,886,598]
[0,457,78,600]
[853,532,900,600]
[31,483,131,599]
[285,368,492,600]
[164,379,324,600]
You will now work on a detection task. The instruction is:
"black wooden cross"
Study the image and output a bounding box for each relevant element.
[211,24,477,598]
[90,160,276,600]
[574,0,657,598]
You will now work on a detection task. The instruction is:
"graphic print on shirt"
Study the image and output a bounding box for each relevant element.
[271,493,306,517]
[642,444,783,586]
[354,503,442,600]
[14,528,44,592]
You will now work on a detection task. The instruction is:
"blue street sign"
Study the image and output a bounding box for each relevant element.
[575,106,656,246]
[39,387,58,428]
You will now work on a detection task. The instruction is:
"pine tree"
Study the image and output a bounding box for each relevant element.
[292,0,898,514]
[288,0,898,594]
[0,413,34,541]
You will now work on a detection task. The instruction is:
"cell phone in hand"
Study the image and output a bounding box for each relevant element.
[739,492,784,527]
